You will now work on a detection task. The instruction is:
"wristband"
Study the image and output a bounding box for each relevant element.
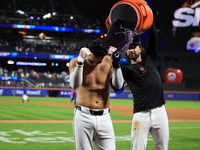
[77,56,84,64]
[112,62,120,68]
[77,61,83,65]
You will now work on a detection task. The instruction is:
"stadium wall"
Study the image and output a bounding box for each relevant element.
[0,87,200,101]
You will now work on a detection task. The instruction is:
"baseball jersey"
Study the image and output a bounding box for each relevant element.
[120,24,166,113]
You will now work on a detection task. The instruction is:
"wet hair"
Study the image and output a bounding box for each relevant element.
[89,39,108,57]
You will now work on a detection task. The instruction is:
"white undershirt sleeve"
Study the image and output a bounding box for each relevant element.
[70,64,83,90]
[111,68,124,90]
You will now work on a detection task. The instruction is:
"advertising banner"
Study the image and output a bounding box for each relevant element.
[0,88,48,97]
[0,88,199,101]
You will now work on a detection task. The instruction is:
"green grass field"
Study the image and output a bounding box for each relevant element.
[0,96,200,150]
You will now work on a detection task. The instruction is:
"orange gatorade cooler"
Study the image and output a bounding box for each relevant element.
[164,69,183,83]
[105,0,153,35]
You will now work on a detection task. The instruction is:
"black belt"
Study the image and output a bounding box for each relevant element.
[75,105,109,116]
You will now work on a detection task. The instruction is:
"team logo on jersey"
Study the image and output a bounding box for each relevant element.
[140,67,146,73]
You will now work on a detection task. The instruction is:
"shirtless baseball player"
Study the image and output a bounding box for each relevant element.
[69,39,124,150]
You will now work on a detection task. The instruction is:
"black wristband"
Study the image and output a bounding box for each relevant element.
[112,62,120,68]
[112,50,121,68]
[77,61,83,65]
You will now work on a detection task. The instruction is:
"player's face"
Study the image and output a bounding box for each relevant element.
[87,54,103,67]
[126,44,141,60]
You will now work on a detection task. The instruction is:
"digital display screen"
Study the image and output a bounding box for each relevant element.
[0,76,21,81]
[49,54,78,60]
[153,0,200,53]
[16,61,47,66]
[0,23,104,34]
[0,52,18,57]
[0,52,78,60]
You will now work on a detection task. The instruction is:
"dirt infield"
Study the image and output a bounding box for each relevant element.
[0,101,200,122]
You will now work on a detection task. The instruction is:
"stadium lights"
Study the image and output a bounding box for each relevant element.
[52,12,57,16]
[19,31,26,35]
[43,13,51,19]
[43,12,57,19]
[39,33,46,39]
[7,60,14,65]
[15,10,28,17]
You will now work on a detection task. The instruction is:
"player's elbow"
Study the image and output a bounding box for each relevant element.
[112,82,124,90]
[70,82,80,90]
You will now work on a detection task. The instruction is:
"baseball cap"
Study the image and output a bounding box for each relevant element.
[128,36,141,49]
[132,36,141,45]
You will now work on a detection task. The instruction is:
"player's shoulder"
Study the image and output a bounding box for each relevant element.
[102,55,112,65]
[120,62,130,66]
[70,57,78,62]
[69,57,78,66]
[103,55,112,61]
[104,55,111,59]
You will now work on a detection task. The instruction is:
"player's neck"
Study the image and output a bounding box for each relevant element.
[131,57,142,64]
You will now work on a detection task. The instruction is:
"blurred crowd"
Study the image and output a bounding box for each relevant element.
[0,0,104,29]
[0,67,130,90]
[0,0,105,55]
[0,0,111,89]
[0,67,71,88]
[0,35,93,55]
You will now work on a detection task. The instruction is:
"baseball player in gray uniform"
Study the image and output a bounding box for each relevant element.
[69,39,124,150]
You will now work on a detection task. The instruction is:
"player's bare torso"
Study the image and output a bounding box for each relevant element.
[70,56,113,109]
